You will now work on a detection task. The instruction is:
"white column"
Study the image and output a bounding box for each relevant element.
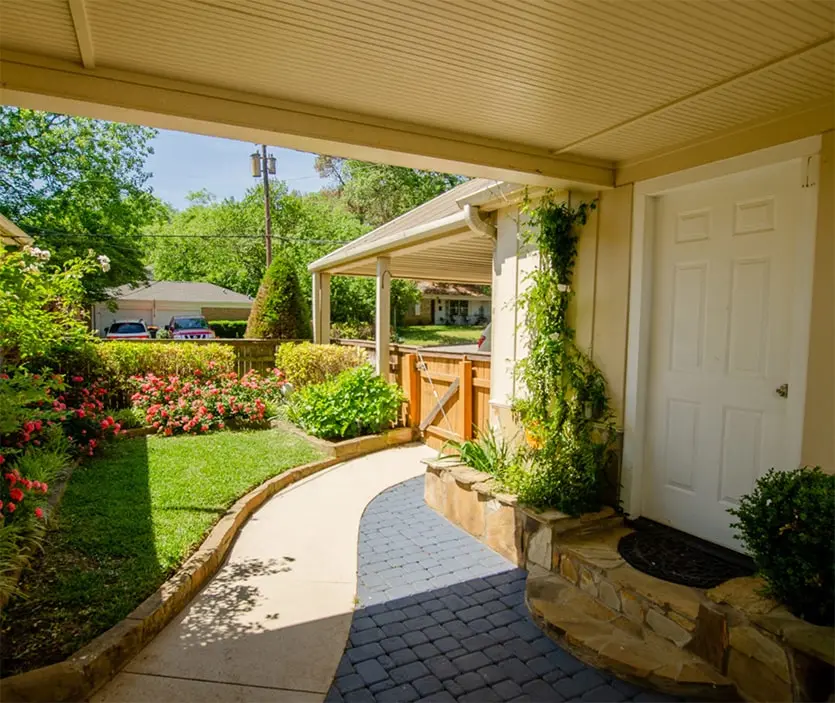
[375,257,391,377]
[312,272,331,343]
[320,273,331,344]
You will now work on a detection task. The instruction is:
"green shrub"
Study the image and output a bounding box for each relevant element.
[331,321,373,340]
[447,430,513,476]
[95,342,235,379]
[209,320,247,339]
[109,407,145,429]
[246,258,311,339]
[275,342,367,388]
[729,467,834,625]
[288,365,404,440]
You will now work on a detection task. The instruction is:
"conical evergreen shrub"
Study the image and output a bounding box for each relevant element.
[245,257,311,339]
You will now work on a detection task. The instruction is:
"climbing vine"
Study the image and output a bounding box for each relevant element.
[509,194,616,515]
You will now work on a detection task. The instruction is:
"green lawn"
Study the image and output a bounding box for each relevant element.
[397,325,483,347]
[0,428,324,676]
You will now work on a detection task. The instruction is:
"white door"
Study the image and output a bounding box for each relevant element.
[643,160,804,550]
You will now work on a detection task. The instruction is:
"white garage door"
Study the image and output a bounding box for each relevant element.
[643,159,805,550]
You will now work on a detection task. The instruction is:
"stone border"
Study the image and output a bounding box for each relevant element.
[0,431,415,703]
[275,421,417,459]
[426,462,835,702]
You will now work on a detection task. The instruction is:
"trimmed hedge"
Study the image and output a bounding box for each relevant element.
[95,342,236,378]
[275,342,367,389]
[209,320,248,339]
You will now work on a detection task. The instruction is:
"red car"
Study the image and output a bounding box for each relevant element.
[166,315,216,340]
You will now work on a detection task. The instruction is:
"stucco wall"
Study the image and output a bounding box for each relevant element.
[801,130,834,471]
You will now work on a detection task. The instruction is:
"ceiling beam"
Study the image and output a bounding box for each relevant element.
[67,0,95,69]
[0,51,615,189]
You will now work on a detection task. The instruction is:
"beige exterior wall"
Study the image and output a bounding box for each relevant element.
[490,133,833,475]
[801,130,834,471]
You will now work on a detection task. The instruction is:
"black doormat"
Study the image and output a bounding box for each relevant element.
[617,519,755,589]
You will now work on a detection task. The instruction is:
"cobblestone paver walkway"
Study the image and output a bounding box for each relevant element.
[328,478,670,703]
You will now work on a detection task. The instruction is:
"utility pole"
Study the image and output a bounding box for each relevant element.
[250,146,277,268]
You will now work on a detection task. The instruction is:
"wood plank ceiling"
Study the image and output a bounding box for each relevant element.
[1,0,832,169]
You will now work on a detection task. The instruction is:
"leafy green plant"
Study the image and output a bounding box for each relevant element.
[288,365,404,440]
[446,430,514,477]
[275,342,367,388]
[511,194,616,514]
[246,257,311,339]
[208,320,248,339]
[729,467,834,625]
[0,247,106,368]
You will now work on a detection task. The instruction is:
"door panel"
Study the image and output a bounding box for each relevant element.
[643,159,801,550]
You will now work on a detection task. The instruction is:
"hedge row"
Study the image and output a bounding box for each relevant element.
[209,320,248,339]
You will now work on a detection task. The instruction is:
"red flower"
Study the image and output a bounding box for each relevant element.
[0,500,3,511]
[72,375,84,382]
[35,507,44,519]
[0,455,4,465]
[9,488,23,502]
[7,502,16,513]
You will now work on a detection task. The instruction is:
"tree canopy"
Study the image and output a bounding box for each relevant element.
[0,108,164,301]
[315,156,466,227]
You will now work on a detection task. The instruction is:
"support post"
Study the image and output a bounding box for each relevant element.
[405,353,420,427]
[460,356,473,440]
[311,272,331,344]
[375,257,391,377]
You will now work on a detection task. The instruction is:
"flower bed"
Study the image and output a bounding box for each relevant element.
[129,366,286,435]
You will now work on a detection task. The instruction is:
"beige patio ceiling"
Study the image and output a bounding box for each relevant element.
[1,1,832,187]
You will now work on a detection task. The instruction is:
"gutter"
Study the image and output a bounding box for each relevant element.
[462,203,497,239]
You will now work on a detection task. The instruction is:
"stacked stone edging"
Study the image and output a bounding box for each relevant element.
[424,462,835,702]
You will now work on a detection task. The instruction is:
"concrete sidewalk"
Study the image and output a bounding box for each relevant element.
[93,443,435,703]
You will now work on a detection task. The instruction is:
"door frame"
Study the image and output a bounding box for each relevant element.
[621,136,822,520]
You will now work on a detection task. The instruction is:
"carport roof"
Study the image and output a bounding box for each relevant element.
[309,179,517,284]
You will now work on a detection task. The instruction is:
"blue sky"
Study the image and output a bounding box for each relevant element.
[145,129,325,210]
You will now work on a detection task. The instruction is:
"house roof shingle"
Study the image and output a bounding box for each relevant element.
[109,281,253,304]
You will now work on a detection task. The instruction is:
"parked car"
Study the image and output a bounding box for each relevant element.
[166,315,216,340]
[104,320,150,340]
[477,322,492,352]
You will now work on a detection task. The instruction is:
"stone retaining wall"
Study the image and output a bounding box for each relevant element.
[425,462,834,702]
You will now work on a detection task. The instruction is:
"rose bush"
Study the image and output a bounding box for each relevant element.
[129,367,286,435]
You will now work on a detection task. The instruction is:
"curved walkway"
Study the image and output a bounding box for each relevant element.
[94,443,434,702]
[328,478,671,703]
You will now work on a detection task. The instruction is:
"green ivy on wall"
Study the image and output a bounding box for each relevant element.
[510,193,616,515]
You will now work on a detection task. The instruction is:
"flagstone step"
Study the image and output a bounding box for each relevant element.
[526,570,739,701]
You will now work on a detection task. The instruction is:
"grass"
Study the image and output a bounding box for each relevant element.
[0,428,324,676]
[396,325,483,347]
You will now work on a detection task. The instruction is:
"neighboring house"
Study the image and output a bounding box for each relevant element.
[93,281,253,333]
[0,213,33,247]
[310,135,834,555]
[403,282,491,326]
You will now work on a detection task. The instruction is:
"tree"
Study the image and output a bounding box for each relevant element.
[0,108,164,301]
[314,157,466,228]
[245,257,311,339]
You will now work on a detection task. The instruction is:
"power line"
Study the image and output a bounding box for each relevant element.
[31,230,351,245]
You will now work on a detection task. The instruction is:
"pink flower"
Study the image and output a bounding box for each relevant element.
[7,502,15,513]
[72,375,84,383]
[9,488,23,502]
[35,507,44,519]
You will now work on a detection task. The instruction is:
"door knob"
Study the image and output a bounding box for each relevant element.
[776,383,788,398]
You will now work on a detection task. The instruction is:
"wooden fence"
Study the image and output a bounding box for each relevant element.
[336,340,492,449]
